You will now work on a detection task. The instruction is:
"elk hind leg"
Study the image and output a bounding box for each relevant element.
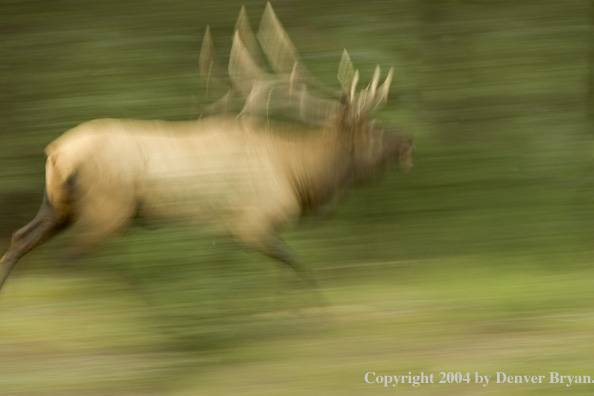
[65,195,136,260]
[0,190,70,290]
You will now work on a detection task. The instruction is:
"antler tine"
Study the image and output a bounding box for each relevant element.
[338,49,355,96]
[200,25,228,100]
[257,2,300,75]
[235,6,265,67]
[232,6,286,118]
[229,30,267,96]
[349,69,359,103]
[229,25,287,119]
[358,65,383,114]
[258,3,340,99]
[374,66,393,108]
[369,65,381,98]
[199,26,214,81]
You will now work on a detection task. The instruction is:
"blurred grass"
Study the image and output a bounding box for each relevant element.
[1,0,593,395]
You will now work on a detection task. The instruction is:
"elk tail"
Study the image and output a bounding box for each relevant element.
[44,149,77,221]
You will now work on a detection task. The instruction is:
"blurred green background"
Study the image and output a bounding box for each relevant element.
[1,0,593,395]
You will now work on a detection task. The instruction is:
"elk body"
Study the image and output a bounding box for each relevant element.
[0,4,413,292]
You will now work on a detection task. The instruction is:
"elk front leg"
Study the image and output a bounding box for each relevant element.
[260,237,318,286]
[235,227,320,290]
[240,228,299,271]
[0,191,69,291]
[253,235,328,311]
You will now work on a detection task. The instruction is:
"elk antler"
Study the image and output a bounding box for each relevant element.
[200,3,397,124]
[228,4,342,122]
[199,26,238,115]
[258,2,340,99]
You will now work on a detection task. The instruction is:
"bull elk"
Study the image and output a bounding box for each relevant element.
[0,4,413,293]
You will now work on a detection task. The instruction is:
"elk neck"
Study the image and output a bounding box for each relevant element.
[271,122,355,213]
